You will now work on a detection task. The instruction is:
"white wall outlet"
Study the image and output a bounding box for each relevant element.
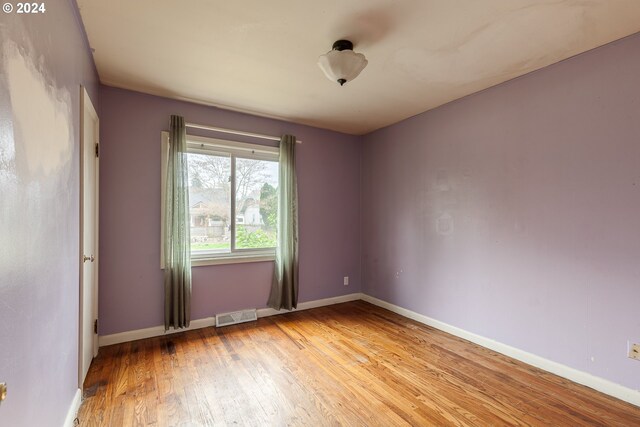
[629,343,640,361]
[343,276,349,286]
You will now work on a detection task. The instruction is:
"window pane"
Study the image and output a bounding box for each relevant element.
[234,157,278,249]
[187,153,231,253]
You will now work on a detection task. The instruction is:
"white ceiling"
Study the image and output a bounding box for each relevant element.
[77,0,640,135]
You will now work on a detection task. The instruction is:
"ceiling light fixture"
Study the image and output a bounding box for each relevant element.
[317,40,368,86]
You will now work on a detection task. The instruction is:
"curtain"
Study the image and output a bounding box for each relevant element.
[164,115,192,330]
[268,135,299,310]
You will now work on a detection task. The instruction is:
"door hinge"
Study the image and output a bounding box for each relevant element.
[93,319,98,334]
[95,142,100,158]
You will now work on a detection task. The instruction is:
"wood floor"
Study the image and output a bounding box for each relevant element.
[78,301,640,426]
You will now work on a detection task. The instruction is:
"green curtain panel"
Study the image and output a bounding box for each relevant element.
[164,115,192,330]
[268,135,299,310]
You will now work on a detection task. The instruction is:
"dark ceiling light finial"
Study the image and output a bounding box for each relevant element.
[332,40,353,51]
[318,39,368,86]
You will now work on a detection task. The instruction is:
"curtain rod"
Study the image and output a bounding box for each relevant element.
[185,122,302,144]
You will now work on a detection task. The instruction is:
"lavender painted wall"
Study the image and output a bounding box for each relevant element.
[98,86,361,335]
[0,1,99,425]
[362,33,640,390]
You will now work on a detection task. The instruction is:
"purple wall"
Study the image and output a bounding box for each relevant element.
[0,3,634,423]
[362,33,640,390]
[0,1,99,425]
[98,86,361,335]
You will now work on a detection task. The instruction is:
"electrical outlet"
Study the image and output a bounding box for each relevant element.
[629,343,640,361]
[343,276,349,286]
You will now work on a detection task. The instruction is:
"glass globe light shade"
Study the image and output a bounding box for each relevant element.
[318,48,368,86]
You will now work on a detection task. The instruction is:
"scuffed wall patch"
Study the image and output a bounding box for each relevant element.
[3,40,72,177]
[436,212,454,235]
[0,34,75,282]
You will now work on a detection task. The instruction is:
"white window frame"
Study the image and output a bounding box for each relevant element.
[161,132,279,267]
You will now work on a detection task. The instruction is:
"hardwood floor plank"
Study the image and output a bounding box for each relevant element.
[78,301,640,426]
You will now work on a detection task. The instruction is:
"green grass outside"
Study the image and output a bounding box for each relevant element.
[191,242,230,250]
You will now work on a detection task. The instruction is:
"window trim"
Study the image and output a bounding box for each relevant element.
[161,131,279,268]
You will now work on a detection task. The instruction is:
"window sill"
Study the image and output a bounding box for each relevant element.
[191,253,275,267]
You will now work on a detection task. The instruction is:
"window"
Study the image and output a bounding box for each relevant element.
[162,132,279,266]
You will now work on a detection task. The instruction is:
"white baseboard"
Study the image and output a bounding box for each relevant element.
[360,294,640,407]
[256,293,362,318]
[63,388,82,427]
[99,293,362,347]
[99,316,217,347]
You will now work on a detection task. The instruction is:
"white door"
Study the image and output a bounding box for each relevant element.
[79,87,99,386]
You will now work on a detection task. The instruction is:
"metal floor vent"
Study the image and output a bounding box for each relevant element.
[216,309,257,327]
